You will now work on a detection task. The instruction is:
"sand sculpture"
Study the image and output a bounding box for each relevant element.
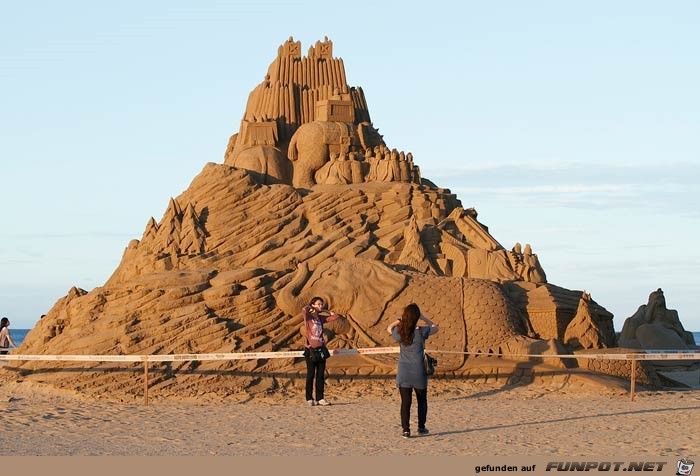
[10,37,696,400]
[619,289,695,350]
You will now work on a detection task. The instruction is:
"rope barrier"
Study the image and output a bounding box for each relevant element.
[1,348,697,362]
[0,347,401,363]
[1,347,697,404]
[425,349,700,361]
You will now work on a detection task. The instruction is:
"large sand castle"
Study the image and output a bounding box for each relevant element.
[10,37,697,400]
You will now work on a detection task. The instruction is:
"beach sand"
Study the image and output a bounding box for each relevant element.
[0,376,697,456]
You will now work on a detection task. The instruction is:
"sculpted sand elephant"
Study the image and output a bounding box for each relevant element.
[288,121,384,188]
[228,145,293,185]
[274,258,567,371]
[276,258,407,325]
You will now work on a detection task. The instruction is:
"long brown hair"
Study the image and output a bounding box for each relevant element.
[398,304,421,345]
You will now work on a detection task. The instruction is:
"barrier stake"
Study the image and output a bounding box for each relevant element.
[144,359,149,406]
[630,356,636,401]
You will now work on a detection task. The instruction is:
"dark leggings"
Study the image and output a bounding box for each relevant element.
[399,387,427,432]
[305,354,326,401]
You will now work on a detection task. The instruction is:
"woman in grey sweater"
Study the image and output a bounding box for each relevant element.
[387,304,439,438]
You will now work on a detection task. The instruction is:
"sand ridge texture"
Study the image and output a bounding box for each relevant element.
[7,37,696,400]
[0,377,697,456]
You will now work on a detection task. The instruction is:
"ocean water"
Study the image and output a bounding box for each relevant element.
[6,330,700,349]
[8,328,30,347]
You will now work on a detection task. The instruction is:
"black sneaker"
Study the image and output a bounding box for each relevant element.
[402,430,411,439]
[418,427,429,436]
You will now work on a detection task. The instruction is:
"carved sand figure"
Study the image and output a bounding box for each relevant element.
[313,152,360,185]
[7,37,697,401]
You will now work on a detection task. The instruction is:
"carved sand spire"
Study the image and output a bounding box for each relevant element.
[139,198,207,256]
[564,292,608,350]
[179,202,207,255]
[141,217,159,242]
[153,197,183,252]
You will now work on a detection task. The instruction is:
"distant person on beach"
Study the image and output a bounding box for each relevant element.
[0,317,17,354]
[387,304,439,438]
[302,297,343,407]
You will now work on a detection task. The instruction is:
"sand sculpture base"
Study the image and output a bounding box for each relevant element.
[6,163,691,400]
[2,357,635,404]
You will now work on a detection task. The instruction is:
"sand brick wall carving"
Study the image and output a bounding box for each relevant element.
[581,356,660,387]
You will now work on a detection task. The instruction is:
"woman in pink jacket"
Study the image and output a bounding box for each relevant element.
[303,297,342,407]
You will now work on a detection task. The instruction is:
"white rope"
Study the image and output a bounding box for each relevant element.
[0,347,696,363]
[425,349,700,361]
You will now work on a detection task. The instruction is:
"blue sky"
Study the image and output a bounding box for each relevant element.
[1,1,698,331]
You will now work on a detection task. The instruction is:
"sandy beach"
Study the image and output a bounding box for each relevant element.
[1,376,697,456]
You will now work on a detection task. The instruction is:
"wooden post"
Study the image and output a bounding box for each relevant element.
[630,356,636,401]
[144,358,149,406]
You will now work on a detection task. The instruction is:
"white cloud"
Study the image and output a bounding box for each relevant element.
[0,231,133,239]
[429,159,699,212]
[452,183,636,195]
[428,159,700,188]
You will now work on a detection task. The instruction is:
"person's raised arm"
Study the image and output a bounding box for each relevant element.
[302,305,314,322]
[317,309,343,322]
[326,310,344,322]
[420,314,439,335]
[386,318,401,335]
[419,314,434,326]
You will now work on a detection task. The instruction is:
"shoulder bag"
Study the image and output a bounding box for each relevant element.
[423,352,437,376]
